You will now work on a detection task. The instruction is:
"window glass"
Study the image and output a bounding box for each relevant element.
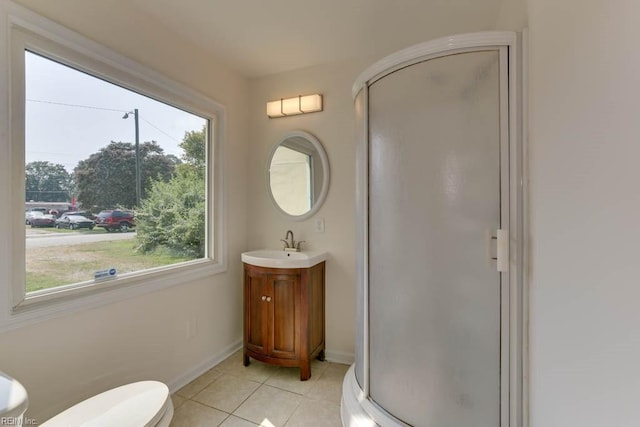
[25,50,209,294]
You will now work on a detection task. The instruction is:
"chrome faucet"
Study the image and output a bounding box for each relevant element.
[281,230,305,252]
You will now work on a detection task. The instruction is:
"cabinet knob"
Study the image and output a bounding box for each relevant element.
[261,296,266,301]
[266,296,272,302]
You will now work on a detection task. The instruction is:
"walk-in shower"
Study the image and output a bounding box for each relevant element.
[341,32,524,427]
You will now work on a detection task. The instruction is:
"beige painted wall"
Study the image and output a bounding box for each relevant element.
[247,59,370,362]
[528,0,640,425]
[0,0,249,422]
[496,0,528,30]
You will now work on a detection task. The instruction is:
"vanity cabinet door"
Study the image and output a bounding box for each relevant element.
[244,267,268,355]
[266,273,301,359]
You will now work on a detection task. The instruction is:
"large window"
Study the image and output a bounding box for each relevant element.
[5,16,225,315]
[24,51,209,293]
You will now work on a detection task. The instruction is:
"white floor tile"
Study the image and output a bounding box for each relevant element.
[233,385,303,427]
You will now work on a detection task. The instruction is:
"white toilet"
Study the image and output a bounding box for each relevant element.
[0,372,173,427]
[0,372,28,426]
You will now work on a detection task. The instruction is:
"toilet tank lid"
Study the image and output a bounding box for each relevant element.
[41,380,170,427]
[0,372,28,419]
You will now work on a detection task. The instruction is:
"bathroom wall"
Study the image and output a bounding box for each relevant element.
[495,0,528,30]
[528,0,640,425]
[246,59,370,363]
[0,0,249,422]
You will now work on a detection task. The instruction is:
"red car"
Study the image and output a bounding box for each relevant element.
[29,212,57,228]
[95,209,135,232]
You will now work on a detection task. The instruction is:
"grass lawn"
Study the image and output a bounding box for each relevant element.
[26,239,196,293]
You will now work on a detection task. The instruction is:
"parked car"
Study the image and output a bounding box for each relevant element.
[95,209,135,232]
[28,212,57,228]
[29,212,56,228]
[55,214,95,230]
[25,208,48,225]
[63,210,97,221]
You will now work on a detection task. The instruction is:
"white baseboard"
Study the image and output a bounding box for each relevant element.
[325,349,355,365]
[167,339,242,393]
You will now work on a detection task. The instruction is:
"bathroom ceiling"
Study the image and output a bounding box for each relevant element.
[129,0,503,78]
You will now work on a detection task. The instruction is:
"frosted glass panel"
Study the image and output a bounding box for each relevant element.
[354,89,366,387]
[368,51,501,426]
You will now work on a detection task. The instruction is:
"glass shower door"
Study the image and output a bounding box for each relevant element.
[368,50,503,426]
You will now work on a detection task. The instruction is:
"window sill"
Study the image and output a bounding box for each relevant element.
[1,258,226,333]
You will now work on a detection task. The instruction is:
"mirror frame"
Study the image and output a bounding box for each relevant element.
[266,130,330,220]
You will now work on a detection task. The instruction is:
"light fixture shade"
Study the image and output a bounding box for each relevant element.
[266,100,283,117]
[266,94,323,118]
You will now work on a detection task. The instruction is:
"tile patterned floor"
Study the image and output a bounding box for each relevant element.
[170,351,347,427]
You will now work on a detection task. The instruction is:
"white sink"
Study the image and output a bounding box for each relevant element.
[241,249,327,269]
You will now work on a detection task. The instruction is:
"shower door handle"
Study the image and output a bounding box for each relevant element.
[492,229,509,272]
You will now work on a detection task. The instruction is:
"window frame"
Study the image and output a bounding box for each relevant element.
[0,1,226,331]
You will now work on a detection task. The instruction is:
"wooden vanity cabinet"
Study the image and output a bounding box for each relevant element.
[243,262,325,380]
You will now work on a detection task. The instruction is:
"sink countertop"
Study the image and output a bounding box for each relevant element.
[241,249,328,269]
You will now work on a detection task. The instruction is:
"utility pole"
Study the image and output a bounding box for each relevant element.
[133,108,141,207]
[123,109,141,207]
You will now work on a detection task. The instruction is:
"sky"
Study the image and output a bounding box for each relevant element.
[25,51,207,173]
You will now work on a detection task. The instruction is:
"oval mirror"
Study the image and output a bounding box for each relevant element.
[267,130,330,220]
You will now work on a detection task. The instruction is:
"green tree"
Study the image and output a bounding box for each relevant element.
[25,161,72,202]
[74,141,179,209]
[135,167,205,257]
[179,126,206,172]
[135,127,206,257]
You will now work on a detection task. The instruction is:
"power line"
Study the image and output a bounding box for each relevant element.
[139,117,181,143]
[27,98,182,144]
[26,98,128,113]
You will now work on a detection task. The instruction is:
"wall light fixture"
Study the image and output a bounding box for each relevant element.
[266,94,323,118]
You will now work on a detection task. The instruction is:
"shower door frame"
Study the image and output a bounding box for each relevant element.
[344,31,526,427]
